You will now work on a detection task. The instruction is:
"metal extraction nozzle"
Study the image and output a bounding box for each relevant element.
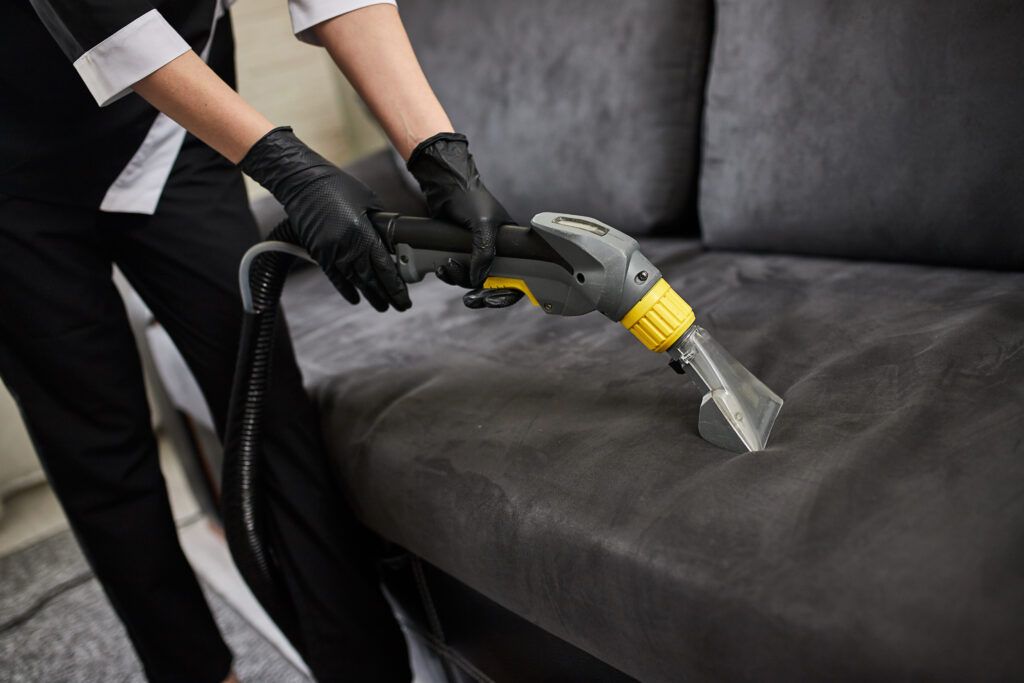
[669,326,783,453]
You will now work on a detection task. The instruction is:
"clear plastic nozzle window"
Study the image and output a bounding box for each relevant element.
[669,326,783,453]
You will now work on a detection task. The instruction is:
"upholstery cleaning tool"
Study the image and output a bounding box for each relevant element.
[239,212,784,452]
[224,212,784,633]
[371,212,782,453]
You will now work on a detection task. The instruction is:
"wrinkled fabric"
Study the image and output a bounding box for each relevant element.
[283,244,1024,682]
[699,0,1024,269]
[397,0,712,236]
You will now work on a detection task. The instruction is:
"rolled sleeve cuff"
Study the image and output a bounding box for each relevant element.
[289,0,397,46]
[73,9,190,107]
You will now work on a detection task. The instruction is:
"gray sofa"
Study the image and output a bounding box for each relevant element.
[151,1,1024,680]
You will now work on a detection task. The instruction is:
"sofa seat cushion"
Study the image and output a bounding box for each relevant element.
[283,245,1024,682]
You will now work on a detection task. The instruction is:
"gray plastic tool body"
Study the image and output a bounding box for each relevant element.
[393,213,661,321]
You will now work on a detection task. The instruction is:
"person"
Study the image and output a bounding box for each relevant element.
[0,1,517,680]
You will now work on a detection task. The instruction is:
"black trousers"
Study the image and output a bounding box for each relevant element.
[0,134,409,682]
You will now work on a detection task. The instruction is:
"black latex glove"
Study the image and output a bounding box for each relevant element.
[407,132,523,309]
[241,126,410,312]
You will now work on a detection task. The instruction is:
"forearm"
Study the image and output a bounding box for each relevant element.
[133,51,274,164]
[313,4,453,160]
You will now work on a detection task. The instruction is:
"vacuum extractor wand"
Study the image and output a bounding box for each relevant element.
[241,211,784,453]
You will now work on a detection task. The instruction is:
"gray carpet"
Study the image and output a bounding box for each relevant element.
[0,530,310,682]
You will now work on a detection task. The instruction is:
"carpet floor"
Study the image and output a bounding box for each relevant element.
[0,530,309,682]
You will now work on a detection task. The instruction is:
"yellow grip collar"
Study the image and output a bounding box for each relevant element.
[620,279,695,352]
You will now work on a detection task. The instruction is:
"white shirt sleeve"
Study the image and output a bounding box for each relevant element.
[73,9,191,107]
[288,0,397,46]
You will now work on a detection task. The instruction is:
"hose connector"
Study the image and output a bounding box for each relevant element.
[620,278,695,352]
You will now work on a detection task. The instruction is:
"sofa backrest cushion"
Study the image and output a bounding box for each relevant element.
[699,1,1024,269]
[397,0,713,236]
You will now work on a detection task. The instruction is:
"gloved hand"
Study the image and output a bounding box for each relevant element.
[240,126,410,312]
[406,132,523,309]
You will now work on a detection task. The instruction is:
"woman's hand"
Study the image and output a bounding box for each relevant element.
[311,7,521,309]
[132,54,408,311]
[407,133,524,309]
[241,127,410,312]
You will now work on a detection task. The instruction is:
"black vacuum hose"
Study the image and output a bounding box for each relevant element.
[221,213,564,652]
[222,220,305,651]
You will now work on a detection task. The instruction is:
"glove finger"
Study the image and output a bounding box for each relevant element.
[462,288,524,309]
[352,279,390,312]
[435,258,472,288]
[469,223,499,287]
[435,263,457,286]
[348,255,391,312]
[332,263,381,311]
[326,269,361,305]
[369,243,411,311]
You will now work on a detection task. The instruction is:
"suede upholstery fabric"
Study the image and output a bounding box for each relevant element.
[396,0,712,236]
[699,0,1024,269]
[346,150,427,217]
[282,247,1024,681]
